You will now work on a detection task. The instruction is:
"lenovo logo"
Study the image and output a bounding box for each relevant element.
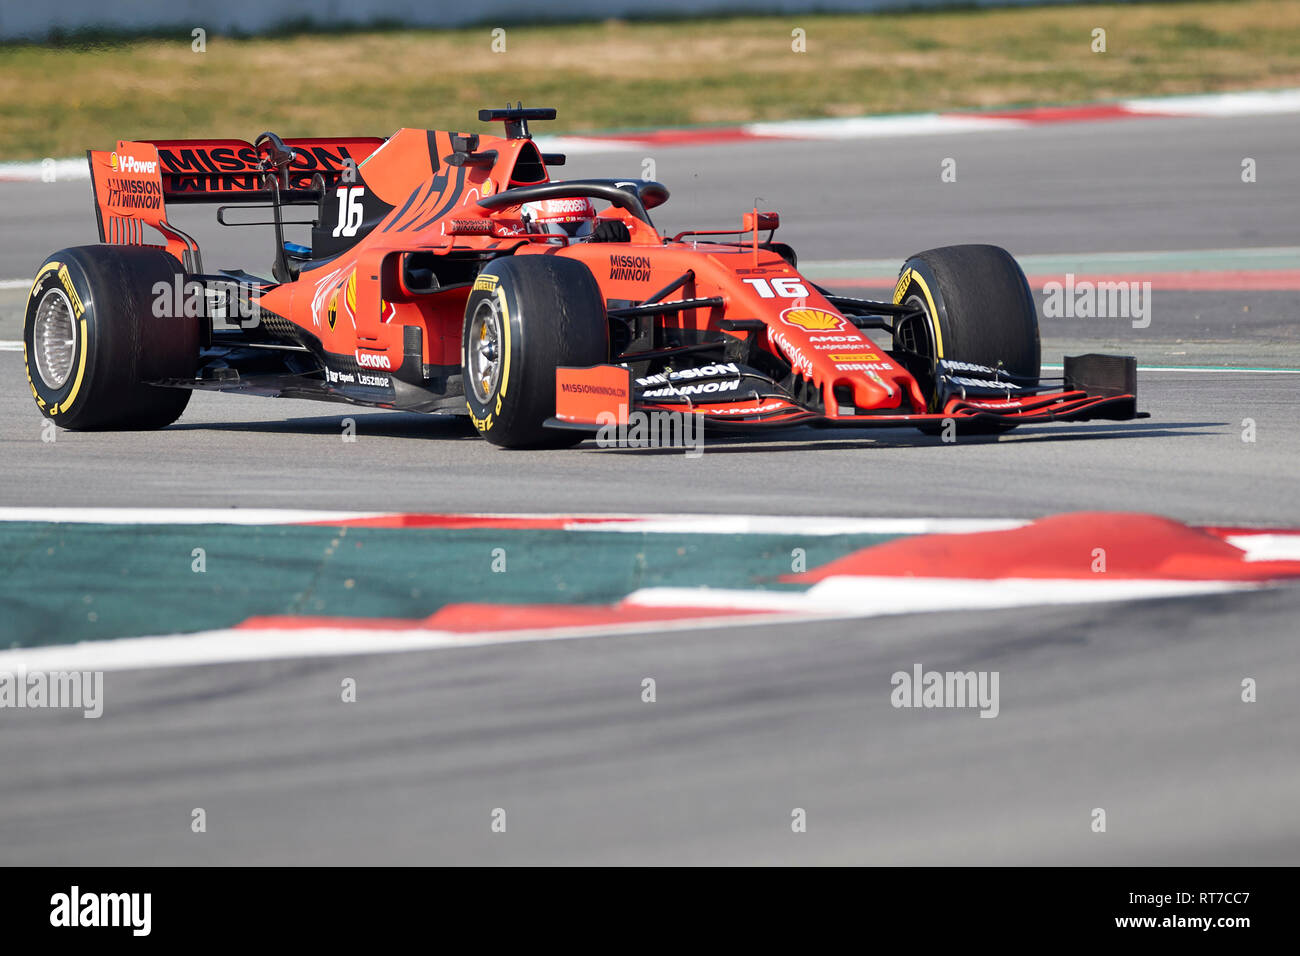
[355,351,391,370]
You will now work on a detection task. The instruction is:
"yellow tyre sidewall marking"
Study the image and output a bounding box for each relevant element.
[466,283,511,432]
[25,262,61,403]
[895,265,945,412]
[57,317,90,415]
[28,261,59,300]
[906,271,943,360]
[494,286,511,415]
[26,261,89,415]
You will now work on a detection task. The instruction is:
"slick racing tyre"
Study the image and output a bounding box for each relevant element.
[890,244,1040,433]
[462,255,609,448]
[24,245,198,430]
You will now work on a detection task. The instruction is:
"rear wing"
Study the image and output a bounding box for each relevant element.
[145,136,385,203]
[86,136,385,271]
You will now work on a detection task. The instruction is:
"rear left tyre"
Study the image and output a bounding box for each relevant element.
[24,245,198,430]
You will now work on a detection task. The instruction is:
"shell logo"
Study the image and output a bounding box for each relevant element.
[780,307,846,332]
[109,152,119,171]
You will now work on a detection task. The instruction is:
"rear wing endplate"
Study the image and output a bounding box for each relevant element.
[86,136,385,271]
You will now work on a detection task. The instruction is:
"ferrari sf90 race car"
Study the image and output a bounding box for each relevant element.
[23,106,1141,447]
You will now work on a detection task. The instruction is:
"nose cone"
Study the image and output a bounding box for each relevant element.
[824,349,926,415]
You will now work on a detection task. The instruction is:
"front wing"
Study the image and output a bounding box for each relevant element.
[550,353,1145,432]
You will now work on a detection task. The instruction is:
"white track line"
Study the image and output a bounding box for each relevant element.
[0,158,88,182]
[1042,364,1300,374]
[1225,534,1300,562]
[0,507,1023,534]
[0,611,815,673]
[0,507,388,525]
[3,89,1296,181]
[0,515,1290,672]
[0,576,1259,673]
[631,576,1255,614]
[533,135,642,154]
[1137,366,1300,374]
[1122,88,1300,117]
[562,515,1022,535]
[745,113,1027,140]
[0,509,1291,553]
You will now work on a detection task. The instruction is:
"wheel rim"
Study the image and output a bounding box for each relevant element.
[33,288,78,390]
[467,298,503,405]
[894,291,939,398]
[895,293,936,362]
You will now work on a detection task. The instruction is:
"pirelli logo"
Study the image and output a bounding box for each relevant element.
[473,274,499,292]
[58,266,85,317]
[892,269,912,306]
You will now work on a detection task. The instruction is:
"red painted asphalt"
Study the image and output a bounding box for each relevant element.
[235,513,1300,634]
[238,601,776,633]
[790,513,1300,583]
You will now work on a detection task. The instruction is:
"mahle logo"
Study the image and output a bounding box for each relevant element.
[780,307,845,332]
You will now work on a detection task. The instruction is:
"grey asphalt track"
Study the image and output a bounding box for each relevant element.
[0,354,1296,524]
[3,113,1299,274]
[1,586,1296,865]
[0,113,1297,865]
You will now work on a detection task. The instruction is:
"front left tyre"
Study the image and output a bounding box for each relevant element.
[890,243,1040,433]
[24,245,198,429]
[462,255,609,448]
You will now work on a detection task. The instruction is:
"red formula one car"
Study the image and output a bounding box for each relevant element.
[23,105,1140,447]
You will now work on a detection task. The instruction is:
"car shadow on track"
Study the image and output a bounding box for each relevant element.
[166,414,1223,451]
[168,413,482,440]
[574,420,1227,455]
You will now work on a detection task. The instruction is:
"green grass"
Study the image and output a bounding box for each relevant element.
[2,1,1299,160]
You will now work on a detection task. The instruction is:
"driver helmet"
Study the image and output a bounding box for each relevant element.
[522,197,598,240]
